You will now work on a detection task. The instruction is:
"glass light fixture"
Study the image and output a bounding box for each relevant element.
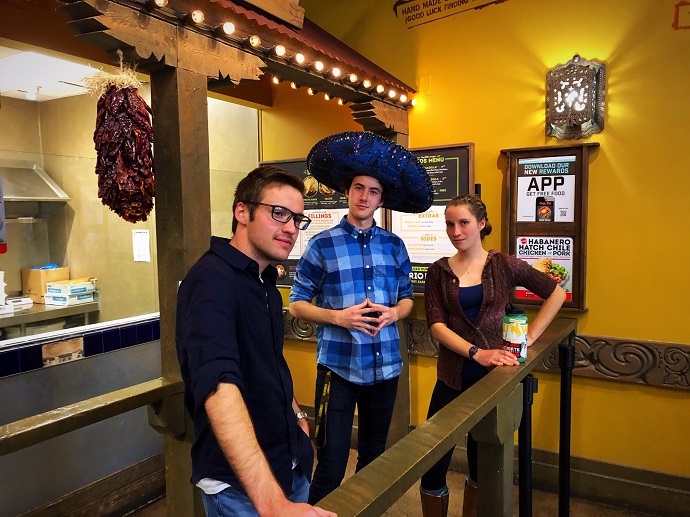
[274,45,286,57]
[290,82,298,89]
[337,98,345,105]
[295,53,305,64]
[272,76,280,84]
[248,35,261,47]
[314,61,324,72]
[376,84,385,94]
[307,88,316,95]
[545,54,606,140]
[331,67,341,78]
[400,94,408,103]
[388,90,396,99]
[362,79,372,89]
[411,98,417,106]
[348,73,358,83]
[220,22,235,35]
[324,93,331,100]
[190,10,204,24]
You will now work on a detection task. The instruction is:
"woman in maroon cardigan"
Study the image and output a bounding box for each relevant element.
[419,195,566,517]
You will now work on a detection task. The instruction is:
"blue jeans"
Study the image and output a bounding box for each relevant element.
[308,365,399,504]
[201,467,310,517]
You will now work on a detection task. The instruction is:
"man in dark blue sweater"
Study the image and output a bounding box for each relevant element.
[176,166,336,517]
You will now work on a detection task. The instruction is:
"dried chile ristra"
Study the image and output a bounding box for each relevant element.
[93,85,154,223]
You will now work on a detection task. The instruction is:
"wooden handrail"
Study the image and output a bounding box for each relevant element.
[0,377,184,457]
[317,317,577,516]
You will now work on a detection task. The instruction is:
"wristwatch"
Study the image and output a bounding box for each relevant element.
[468,345,479,361]
[295,411,309,421]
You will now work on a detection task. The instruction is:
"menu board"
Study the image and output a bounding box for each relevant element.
[501,143,599,310]
[393,144,474,292]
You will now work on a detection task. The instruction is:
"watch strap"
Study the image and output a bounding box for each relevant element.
[468,345,479,361]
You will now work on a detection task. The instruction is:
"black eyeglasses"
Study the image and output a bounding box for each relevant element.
[243,201,312,230]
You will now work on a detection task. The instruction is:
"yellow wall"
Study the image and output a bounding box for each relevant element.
[273,0,690,478]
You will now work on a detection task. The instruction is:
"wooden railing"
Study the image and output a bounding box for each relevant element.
[0,378,183,457]
[317,317,577,517]
[0,318,576,517]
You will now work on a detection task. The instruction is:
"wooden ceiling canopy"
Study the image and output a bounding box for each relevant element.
[56,0,415,113]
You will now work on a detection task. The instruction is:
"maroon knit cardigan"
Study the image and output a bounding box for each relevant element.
[424,250,557,390]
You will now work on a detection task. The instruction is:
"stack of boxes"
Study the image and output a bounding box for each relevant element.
[22,266,70,304]
[21,267,99,306]
[44,277,98,306]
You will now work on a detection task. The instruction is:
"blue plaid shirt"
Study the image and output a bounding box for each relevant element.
[289,217,414,385]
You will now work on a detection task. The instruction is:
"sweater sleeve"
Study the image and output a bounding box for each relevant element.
[506,254,558,300]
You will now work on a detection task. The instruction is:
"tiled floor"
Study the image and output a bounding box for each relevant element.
[130,450,652,516]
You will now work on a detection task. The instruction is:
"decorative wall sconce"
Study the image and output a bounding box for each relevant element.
[546,54,606,140]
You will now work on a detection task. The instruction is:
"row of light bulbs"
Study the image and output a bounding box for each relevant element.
[146,0,416,107]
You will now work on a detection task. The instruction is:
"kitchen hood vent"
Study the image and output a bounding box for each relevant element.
[0,159,70,218]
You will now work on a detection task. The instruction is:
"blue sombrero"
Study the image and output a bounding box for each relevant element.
[306,131,434,213]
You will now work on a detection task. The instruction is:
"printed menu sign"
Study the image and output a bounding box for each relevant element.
[516,156,576,222]
[515,236,573,302]
[395,145,472,292]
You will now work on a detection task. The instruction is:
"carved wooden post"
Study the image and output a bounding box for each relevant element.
[150,66,211,516]
[471,385,523,516]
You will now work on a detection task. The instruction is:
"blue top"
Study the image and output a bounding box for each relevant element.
[459,283,489,378]
[176,237,313,493]
[290,217,414,385]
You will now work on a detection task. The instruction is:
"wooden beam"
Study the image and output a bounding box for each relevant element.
[58,0,265,81]
[240,0,305,29]
[150,66,212,517]
[350,100,409,135]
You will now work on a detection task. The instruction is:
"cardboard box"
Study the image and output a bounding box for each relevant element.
[22,267,70,303]
[44,291,96,307]
[46,278,97,296]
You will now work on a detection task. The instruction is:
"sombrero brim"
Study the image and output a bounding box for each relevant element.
[306,131,434,213]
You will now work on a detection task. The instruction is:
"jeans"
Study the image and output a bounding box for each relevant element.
[420,376,483,493]
[201,466,310,517]
[308,365,399,504]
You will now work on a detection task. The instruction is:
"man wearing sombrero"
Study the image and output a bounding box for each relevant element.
[289,131,434,503]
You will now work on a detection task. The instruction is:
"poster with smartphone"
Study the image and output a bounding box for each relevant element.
[516,155,576,222]
[515,236,573,302]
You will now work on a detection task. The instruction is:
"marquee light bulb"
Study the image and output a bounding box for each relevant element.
[314,61,324,71]
[191,10,204,23]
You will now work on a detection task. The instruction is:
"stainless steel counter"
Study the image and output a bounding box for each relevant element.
[0,302,100,336]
